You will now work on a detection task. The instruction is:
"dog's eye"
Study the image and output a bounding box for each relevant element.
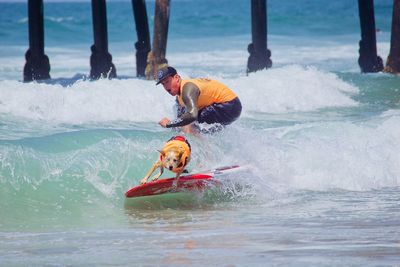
[173,159,177,162]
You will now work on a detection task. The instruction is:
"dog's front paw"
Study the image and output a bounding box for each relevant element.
[151,172,162,181]
[140,177,148,185]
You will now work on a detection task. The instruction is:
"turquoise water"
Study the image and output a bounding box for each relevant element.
[1,0,400,266]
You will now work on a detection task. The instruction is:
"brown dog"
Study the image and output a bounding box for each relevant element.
[140,136,191,185]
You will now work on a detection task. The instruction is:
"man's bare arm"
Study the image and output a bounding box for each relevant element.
[166,82,200,128]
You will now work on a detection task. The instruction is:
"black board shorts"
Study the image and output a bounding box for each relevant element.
[197,97,242,125]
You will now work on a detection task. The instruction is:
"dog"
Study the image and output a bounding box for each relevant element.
[140,135,191,185]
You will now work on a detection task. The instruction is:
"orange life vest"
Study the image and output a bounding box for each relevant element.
[177,78,237,109]
[160,136,191,173]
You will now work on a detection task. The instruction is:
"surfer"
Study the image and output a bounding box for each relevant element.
[156,66,242,134]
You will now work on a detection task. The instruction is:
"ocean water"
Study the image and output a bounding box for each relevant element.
[1,0,400,266]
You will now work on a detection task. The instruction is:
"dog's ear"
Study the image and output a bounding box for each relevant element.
[157,149,165,156]
[178,150,184,160]
[176,150,185,168]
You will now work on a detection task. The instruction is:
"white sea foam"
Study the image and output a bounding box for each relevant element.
[0,65,359,124]
[46,16,75,23]
[284,115,400,190]
[0,78,175,124]
[228,65,359,114]
[215,110,400,192]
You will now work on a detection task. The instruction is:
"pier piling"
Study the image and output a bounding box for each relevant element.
[357,0,384,73]
[131,0,151,78]
[90,0,117,79]
[247,0,272,74]
[384,0,400,73]
[21,1,400,80]
[23,0,51,82]
[145,0,170,80]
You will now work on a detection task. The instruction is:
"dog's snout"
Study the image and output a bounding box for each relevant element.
[169,166,173,170]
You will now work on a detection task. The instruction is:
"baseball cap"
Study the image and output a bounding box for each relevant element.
[156,66,177,85]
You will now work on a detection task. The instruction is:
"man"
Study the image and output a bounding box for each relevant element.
[157,66,242,134]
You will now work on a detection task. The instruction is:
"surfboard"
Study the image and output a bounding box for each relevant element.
[125,165,241,198]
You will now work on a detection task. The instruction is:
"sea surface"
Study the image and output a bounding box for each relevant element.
[0,0,399,266]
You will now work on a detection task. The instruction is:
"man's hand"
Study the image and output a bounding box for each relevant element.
[159,117,171,128]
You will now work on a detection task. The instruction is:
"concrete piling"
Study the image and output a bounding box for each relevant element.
[145,0,170,80]
[21,1,400,80]
[23,0,51,82]
[247,0,272,74]
[131,0,151,78]
[384,0,400,73]
[90,0,117,79]
[357,0,384,73]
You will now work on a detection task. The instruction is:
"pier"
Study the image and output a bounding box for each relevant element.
[22,0,400,82]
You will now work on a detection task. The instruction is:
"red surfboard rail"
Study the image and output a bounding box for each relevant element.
[125,165,241,198]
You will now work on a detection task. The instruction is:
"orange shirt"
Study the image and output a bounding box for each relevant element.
[177,78,237,109]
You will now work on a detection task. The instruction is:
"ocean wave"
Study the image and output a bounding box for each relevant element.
[0,65,360,124]
[230,65,359,114]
